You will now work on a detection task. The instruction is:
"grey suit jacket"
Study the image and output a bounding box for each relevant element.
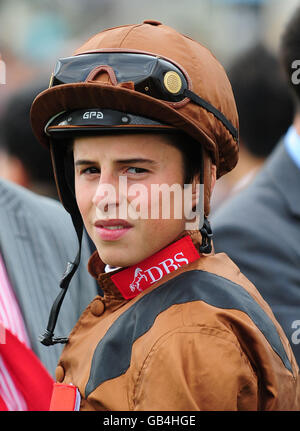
[211,141,300,366]
[0,179,98,376]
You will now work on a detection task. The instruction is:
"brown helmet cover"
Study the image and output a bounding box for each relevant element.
[30,20,239,179]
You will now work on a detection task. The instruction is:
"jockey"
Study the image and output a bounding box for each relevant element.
[31,20,300,411]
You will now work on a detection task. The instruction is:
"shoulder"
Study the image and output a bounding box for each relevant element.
[100,262,293,369]
[128,266,263,410]
[85,263,297,406]
[132,321,258,410]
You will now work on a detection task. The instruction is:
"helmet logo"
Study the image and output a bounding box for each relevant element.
[83,111,104,120]
[163,71,182,94]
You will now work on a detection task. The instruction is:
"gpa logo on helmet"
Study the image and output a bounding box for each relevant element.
[82,111,104,120]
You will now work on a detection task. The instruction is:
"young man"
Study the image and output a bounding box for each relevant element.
[31,20,299,410]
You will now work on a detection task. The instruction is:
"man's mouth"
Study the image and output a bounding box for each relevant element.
[103,225,127,230]
[94,219,133,240]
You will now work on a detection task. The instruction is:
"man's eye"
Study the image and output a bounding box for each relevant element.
[126,167,148,174]
[82,167,99,174]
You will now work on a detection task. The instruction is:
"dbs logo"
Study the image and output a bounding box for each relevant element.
[291,60,300,85]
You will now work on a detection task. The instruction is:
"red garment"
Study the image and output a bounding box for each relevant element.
[0,394,8,411]
[0,253,30,347]
[0,329,54,411]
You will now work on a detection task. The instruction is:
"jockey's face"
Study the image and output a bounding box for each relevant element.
[73,133,199,267]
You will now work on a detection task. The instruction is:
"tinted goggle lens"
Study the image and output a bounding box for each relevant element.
[48,52,238,141]
[50,52,189,103]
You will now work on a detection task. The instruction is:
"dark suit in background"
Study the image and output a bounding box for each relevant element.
[211,141,300,366]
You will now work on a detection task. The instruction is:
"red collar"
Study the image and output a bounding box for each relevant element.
[88,231,204,301]
[109,235,200,299]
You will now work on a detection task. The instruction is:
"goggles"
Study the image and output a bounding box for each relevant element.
[49,51,238,140]
[50,51,189,103]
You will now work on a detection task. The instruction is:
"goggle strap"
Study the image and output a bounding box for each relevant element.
[40,215,83,346]
[184,89,238,141]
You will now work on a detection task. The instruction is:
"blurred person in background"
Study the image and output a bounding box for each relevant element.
[212,7,300,367]
[0,80,57,198]
[211,43,294,212]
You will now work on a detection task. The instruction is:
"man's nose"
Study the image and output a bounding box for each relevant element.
[92,171,119,209]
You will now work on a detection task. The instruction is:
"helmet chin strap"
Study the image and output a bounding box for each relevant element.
[40,214,83,346]
[198,145,213,255]
[199,217,213,254]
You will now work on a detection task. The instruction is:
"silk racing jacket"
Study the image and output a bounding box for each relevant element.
[51,230,300,410]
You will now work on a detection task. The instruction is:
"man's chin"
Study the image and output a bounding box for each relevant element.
[98,248,140,269]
